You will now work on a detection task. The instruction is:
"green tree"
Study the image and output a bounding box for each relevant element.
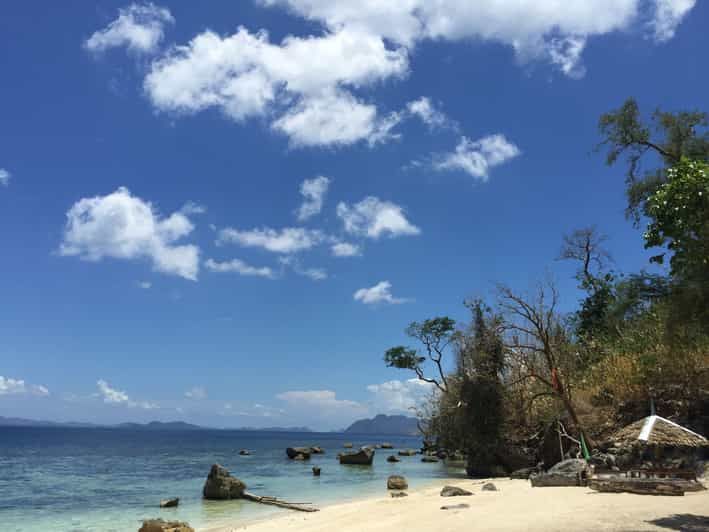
[598,98,709,223]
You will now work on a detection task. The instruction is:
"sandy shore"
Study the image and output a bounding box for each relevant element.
[205,477,709,532]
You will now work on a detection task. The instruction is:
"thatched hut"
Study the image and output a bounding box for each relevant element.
[607,415,708,473]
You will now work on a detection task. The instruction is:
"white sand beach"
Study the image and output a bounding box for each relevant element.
[206,478,709,532]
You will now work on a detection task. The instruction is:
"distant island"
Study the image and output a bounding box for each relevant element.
[344,414,419,435]
[0,416,312,432]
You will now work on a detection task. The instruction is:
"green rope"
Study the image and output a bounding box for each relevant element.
[580,433,591,460]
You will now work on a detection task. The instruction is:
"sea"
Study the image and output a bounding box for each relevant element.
[0,427,465,531]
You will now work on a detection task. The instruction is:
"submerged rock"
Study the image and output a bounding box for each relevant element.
[202,464,246,500]
[339,447,375,465]
[440,486,473,497]
[387,475,408,490]
[139,519,194,532]
[159,497,179,508]
[387,455,400,463]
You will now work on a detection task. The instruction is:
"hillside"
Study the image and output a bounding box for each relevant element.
[344,414,419,435]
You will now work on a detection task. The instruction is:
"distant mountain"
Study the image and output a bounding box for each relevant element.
[0,416,99,428]
[344,414,419,435]
[115,421,204,431]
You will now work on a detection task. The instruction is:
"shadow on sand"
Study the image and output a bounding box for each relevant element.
[647,514,709,531]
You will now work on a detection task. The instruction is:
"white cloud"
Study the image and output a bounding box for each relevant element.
[217,226,324,254]
[651,0,696,42]
[433,134,520,180]
[96,379,158,409]
[180,201,207,215]
[354,280,409,305]
[278,256,327,281]
[85,2,174,54]
[144,26,407,147]
[296,176,330,221]
[261,0,695,77]
[406,97,451,129]
[548,36,587,79]
[367,378,435,413]
[137,281,152,289]
[205,258,276,278]
[0,168,10,187]
[276,390,365,413]
[59,187,200,280]
[185,386,207,400]
[0,376,49,397]
[337,197,420,239]
[331,241,361,257]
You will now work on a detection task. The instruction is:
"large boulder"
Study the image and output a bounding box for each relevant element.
[440,486,473,497]
[530,459,590,487]
[398,449,417,456]
[387,455,400,463]
[510,467,537,480]
[310,446,325,454]
[159,497,179,508]
[202,464,246,500]
[286,447,312,460]
[387,475,408,490]
[421,456,439,463]
[381,442,394,449]
[139,519,194,532]
[339,447,375,465]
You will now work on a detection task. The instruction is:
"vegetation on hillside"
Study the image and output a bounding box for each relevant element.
[383,99,709,475]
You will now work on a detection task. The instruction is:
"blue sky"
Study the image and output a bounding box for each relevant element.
[0,1,706,430]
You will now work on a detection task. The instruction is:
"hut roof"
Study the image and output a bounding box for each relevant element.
[611,415,708,448]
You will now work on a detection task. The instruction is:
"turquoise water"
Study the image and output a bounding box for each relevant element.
[0,427,464,531]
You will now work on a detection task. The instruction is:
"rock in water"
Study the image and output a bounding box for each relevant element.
[343,443,353,448]
[398,449,417,456]
[381,442,394,449]
[421,456,439,463]
[339,447,374,465]
[310,446,325,454]
[387,475,408,490]
[440,486,473,497]
[387,455,400,463]
[239,449,251,456]
[139,519,194,532]
[286,447,312,460]
[482,483,497,491]
[202,464,246,500]
[312,466,321,476]
[159,497,179,508]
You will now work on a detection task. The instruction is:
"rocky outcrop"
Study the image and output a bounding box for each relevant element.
[159,497,179,508]
[440,486,473,497]
[387,455,400,463]
[286,447,312,460]
[202,464,246,500]
[387,475,408,490]
[139,519,194,532]
[530,459,590,487]
[339,447,374,465]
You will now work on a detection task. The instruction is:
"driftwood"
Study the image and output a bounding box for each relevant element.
[242,491,319,512]
[588,478,686,496]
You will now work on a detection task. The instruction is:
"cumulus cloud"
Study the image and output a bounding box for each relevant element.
[276,390,365,415]
[331,241,361,257]
[337,197,420,239]
[0,168,10,186]
[85,2,174,54]
[184,386,207,400]
[204,258,276,278]
[144,26,407,147]
[406,97,452,129]
[217,226,324,254]
[367,378,435,413]
[96,379,157,409]
[354,280,410,305]
[433,134,520,180]
[296,176,330,221]
[652,0,696,42]
[0,376,49,397]
[59,187,200,280]
[261,0,695,78]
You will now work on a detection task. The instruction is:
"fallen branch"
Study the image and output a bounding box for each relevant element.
[242,491,319,512]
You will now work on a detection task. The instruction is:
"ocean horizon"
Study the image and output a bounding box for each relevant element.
[0,426,464,531]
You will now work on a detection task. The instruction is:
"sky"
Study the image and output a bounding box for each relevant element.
[0,0,706,431]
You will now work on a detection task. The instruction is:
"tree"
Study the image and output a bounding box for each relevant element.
[384,316,456,393]
[497,282,592,446]
[598,98,709,223]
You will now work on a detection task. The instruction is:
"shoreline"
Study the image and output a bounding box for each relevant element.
[202,477,709,532]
